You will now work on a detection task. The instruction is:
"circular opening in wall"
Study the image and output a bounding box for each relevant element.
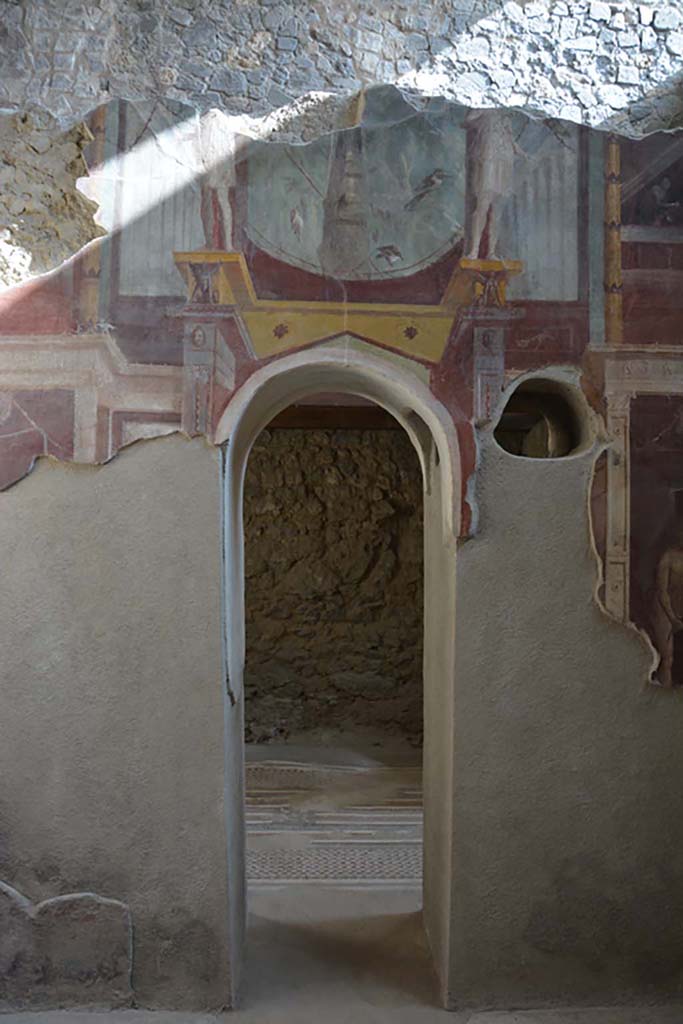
[493,378,587,459]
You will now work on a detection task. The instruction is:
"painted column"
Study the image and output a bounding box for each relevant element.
[318,90,369,278]
[588,130,605,344]
[77,105,107,330]
[604,134,623,346]
[473,325,505,425]
[182,322,215,436]
[73,386,99,463]
[604,391,630,621]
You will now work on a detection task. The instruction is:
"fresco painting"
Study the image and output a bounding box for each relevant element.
[1,86,683,686]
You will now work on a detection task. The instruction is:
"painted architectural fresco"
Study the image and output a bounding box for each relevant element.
[1,84,683,686]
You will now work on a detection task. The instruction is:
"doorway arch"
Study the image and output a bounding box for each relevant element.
[215,341,460,1007]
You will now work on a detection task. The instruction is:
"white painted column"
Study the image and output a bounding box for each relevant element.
[73,386,99,463]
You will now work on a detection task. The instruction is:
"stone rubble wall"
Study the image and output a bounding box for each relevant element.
[243,427,424,745]
[0,111,103,288]
[1,0,683,136]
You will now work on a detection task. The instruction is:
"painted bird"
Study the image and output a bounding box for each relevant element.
[289,206,303,240]
[375,244,403,266]
[404,169,450,211]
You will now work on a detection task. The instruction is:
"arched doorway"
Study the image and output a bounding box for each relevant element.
[215,342,460,1007]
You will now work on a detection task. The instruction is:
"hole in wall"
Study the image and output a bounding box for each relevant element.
[494,378,587,459]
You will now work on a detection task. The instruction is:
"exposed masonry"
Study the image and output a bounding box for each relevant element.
[243,428,424,745]
[2,0,683,290]
[2,0,683,135]
[0,111,102,288]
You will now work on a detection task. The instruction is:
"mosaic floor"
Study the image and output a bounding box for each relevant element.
[245,750,422,885]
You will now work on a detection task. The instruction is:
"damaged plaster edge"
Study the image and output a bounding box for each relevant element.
[481,363,603,462]
[571,365,674,694]
[477,364,662,690]
[10,69,683,145]
[6,82,683,294]
[584,434,664,693]
[0,877,133,921]
[0,879,32,914]
[0,428,239,711]
[0,879,134,1010]
[0,428,213,496]
[0,230,108,298]
[393,78,683,142]
[76,80,683,150]
[349,80,683,151]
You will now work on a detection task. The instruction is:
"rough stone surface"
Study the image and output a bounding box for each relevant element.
[1,0,683,138]
[244,428,423,745]
[0,882,132,1009]
[0,111,103,288]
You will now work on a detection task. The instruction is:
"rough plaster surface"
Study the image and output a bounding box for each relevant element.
[448,429,683,1009]
[0,435,233,1010]
[0,883,132,1009]
[243,427,423,745]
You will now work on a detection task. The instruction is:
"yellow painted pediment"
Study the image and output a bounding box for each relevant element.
[173,251,522,364]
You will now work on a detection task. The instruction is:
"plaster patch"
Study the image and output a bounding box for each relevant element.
[0,881,132,1010]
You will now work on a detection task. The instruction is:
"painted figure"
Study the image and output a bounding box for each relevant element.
[652,515,683,687]
[465,109,516,260]
[198,109,237,250]
[637,176,681,226]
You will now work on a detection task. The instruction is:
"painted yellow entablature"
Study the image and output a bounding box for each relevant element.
[173,251,523,363]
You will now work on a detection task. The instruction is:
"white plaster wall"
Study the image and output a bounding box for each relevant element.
[447,428,683,1009]
[2,395,683,1011]
[0,435,234,1010]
